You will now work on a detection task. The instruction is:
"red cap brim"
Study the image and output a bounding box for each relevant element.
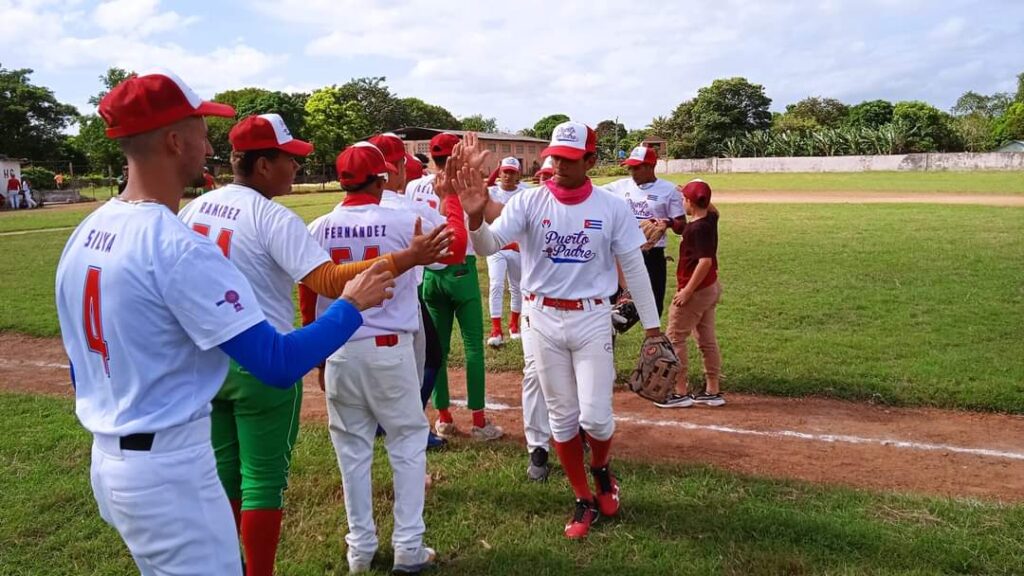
[540,145,586,160]
[499,167,520,173]
[621,158,647,166]
[279,139,314,157]
[195,101,237,119]
[384,160,397,173]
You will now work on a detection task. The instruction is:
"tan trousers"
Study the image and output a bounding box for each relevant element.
[666,281,722,392]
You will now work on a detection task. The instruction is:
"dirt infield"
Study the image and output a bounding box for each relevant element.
[5,334,1024,503]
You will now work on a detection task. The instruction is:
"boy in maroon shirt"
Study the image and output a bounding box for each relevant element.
[656,179,724,408]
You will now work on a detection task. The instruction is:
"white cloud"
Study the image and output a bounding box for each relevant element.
[92,0,197,36]
[0,0,287,110]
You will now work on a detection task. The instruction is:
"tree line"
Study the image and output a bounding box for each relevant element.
[3,64,1024,183]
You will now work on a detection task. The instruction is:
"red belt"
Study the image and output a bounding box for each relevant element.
[374,334,399,347]
[526,294,603,311]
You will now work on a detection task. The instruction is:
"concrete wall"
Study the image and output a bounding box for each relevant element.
[656,152,1024,174]
[1,160,21,181]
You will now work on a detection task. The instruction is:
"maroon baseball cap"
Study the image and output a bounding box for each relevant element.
[429,133,461,157]
[368,133,406,171]
[680,179,712,205]
[541,120,597,161]
[336,142,396,187]
[99,68,235,139]
[229,114,313,156]
[405,153,424,181]
[621,145,658,167]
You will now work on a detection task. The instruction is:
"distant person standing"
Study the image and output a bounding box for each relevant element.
[117,166,129,194]
[55,173,65,190]
[6,174,21,209]
[21,178,37,209]
[202,167,217,193]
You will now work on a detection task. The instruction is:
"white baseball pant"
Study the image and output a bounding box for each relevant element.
[324,334,430,560]
[90,417,242,576]
[486,251,522,318]
[519,311,550,452]
[525,297,616,443]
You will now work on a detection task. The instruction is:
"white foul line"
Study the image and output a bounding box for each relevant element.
[614,415,1024,462]
[11,371,1024,462]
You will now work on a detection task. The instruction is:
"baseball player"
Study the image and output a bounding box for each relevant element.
[534,156,554,183]
[178,116,448,576]
[451,122,663,538]
[657,179,725,408]
[303,142,442,574]
[485,157,528,347]
[369,132,468,449]
[406,133,502,441]
[54,69,393,576]
[604,145,685,317]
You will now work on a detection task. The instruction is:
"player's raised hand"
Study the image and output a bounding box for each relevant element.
[460,132,492,171]
[341,259,396,310]
[452,163,488,219]
[408,218,451,265]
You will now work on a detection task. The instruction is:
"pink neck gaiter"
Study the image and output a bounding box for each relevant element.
[545,178,593,205]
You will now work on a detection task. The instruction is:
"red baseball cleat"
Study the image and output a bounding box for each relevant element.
[591,466,620,517]
[564,499,599,539]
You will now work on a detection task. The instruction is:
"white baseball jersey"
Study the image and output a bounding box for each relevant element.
[178,184,330,333]
[307,202,420,342]
[55,200,266,436]
[483,185,645,300]
[406,173,475,256]
[488,182,527,206]
[380,189,448,281]
[604,178,684,248]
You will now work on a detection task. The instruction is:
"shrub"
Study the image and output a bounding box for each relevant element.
[20,166,56,188]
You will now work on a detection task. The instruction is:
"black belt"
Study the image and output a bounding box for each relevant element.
[119,433,155,451]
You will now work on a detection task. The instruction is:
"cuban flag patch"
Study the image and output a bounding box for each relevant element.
[583,219,603,230]
[647,194,659,202]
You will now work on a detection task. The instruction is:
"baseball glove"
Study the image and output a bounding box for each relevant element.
[639,218,666,249]
[628,335,681,403]
[610,299,639,334]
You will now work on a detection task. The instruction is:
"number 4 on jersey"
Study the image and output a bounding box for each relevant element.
[191,223,234,258]
[83,266,111,377]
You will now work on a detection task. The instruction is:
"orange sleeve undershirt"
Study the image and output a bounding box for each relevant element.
[297,255,398,326]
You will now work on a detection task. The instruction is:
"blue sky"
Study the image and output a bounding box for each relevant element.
[2,0,1021,132]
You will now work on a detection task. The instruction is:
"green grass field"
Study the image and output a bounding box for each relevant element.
[594,171,1024,195]
[5,193,1021,412]
[4,393,1024,576]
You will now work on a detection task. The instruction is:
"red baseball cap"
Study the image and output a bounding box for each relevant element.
[541,120,597,161]
[368,133,406,170]
[429,133,461,157]
[336,142,396,187]
[229,114,313,156]
[405,153,424,181]
[680,179,712,205]
[99,68,235,139]
[621,145,658,167]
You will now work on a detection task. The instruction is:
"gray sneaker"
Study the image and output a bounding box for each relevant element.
[393,546,436,574]
[654,393,694,409]
[527,448,550,482]
[470,421,504,441]
[693,392,726,407]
